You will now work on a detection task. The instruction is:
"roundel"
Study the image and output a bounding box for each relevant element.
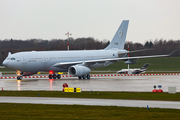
[118,30,123,37]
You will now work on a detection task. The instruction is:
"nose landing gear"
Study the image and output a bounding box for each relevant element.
[17,76,22,80]
[16,70,22,80]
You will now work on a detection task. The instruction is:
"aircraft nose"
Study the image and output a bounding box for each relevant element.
[2,60,9,67]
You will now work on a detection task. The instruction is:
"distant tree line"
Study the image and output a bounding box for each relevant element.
[0,38,179,65]
[125,39,180,57]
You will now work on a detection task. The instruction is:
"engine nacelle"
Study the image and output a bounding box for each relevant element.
[21,72,37,76]
[68,65,90,76]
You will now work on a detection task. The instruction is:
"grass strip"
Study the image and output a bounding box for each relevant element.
[0,103,180,120]
[0,91,180,101]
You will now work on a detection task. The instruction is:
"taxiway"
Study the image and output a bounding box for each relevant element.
[0,96,180,109]
[0,74,179,92]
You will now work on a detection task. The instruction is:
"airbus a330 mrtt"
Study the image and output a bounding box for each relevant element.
[2,20,175,80]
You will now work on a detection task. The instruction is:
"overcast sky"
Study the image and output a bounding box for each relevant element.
[0,0,180,44]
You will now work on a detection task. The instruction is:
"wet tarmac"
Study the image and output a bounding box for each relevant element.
[0,74,179,92]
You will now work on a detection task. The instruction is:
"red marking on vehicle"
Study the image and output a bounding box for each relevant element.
[152,89,157,92]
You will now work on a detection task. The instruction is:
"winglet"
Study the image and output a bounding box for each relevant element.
[168,50,177,56]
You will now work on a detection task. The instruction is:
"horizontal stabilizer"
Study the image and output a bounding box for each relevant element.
[168,50,177,56]
[118,48,154,56]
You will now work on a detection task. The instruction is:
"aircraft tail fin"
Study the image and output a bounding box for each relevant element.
[140,63,149,70]
[105,20,129,50]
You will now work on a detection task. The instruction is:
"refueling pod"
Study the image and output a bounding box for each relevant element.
[125,59,137,64]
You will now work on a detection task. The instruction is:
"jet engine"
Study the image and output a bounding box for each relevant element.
[68,65,90,76]
[21,72,37,76]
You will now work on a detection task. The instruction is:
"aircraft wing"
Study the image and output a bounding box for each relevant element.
[53,50,176,69]
[53,61,84,69]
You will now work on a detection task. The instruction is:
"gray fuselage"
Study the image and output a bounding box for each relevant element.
[3,49,127,72]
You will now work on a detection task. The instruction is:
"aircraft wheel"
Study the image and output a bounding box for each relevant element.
[53,74,56,79]
[78,76,82,79]
[49,74,53,79]
[82,75,86,79]
[17,76,22,80]
[86,74,90,79]
[56,74,61,79]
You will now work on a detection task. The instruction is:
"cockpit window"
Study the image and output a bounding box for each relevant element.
[7,58,16,60]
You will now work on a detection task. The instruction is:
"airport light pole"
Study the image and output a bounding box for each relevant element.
[65,32,72,51]
[128,41,129,70]
[65,31,72,77]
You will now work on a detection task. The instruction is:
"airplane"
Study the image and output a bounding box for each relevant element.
[117,63,149,74]
[2,20,176,80]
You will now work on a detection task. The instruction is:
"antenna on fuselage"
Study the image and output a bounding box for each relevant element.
[8,52,11,56]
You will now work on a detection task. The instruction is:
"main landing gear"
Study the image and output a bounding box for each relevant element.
[49,74,61,79]
[78,74,90,80]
